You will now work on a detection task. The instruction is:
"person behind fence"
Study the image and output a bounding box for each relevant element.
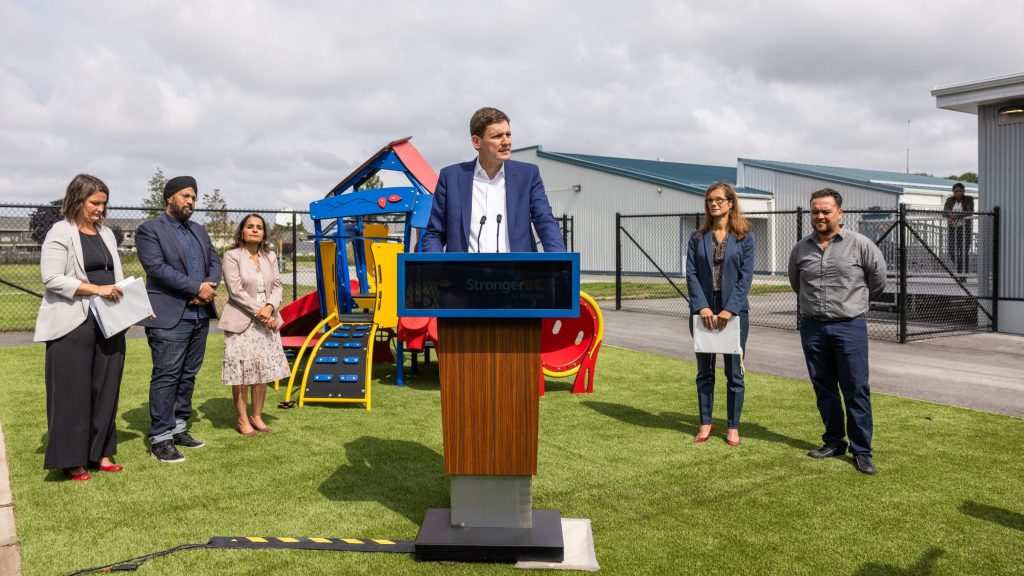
[421,106,565,253]
[136,175,221,463]
[685,182,754,446]
[218,214,290,436]
[943,182,973,275]
[34,174,127,480]
[788,188,886,475]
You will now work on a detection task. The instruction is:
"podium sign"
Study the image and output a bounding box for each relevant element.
[398,252,579,563]
[399,252,579,318]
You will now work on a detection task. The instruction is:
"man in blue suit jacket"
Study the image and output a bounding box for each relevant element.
[421,107,565,253]
[136,175,221,463]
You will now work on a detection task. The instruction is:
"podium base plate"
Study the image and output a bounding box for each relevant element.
[414,508,564,563]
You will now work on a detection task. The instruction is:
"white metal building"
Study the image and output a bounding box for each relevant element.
[511,146,772,273]
[934,72,1024,334]
[737,158,978,210]
[514,146,978,274]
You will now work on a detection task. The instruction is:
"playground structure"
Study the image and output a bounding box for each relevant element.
[280,137,437,408]
[277,137,604,408]
[540,291,604,395]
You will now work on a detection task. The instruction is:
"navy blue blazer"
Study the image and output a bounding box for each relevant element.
[420,160,565,253]
[685,230,755,315]
[136,214,222,329]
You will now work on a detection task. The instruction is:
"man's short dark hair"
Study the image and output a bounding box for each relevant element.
[952,182,966,192]
[811,188,843,208]
[470,107,510,138]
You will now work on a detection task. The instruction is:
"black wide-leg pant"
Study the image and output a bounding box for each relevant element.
[44,312,125,469]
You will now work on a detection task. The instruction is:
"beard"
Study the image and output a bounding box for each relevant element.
[168,202,194,221]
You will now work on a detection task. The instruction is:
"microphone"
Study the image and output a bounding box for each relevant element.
[495,214,503,253]
[475,215,487,253]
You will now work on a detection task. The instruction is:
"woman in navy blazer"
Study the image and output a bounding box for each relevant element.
[685,182,755,446]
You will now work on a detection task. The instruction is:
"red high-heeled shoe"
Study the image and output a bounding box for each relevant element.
[693,425,714,443]
[726,429,741,446]
[64,468,91,481]
[96,462,124,472]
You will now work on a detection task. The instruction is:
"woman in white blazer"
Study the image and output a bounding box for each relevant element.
[34,174,127,481]
[219,214,290,436]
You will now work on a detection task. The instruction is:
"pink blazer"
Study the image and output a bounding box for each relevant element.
[218,247,283,334]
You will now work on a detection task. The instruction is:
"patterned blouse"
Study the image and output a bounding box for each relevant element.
[712,232,727,292]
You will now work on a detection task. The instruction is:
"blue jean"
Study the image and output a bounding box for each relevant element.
[799,316,873,455]
[146,318,209,444]
[689,292,749,429]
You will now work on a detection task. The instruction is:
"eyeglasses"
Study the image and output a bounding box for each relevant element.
[707,198,731,205]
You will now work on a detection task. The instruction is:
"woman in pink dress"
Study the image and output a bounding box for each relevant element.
[219,214,291,436]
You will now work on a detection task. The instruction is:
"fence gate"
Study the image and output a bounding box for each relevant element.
[615,206,999,343]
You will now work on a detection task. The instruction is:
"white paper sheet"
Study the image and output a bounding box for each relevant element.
[90,277,153,338]
[692,314,742,355]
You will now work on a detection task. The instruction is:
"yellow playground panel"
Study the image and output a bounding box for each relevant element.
[281,240,403,410]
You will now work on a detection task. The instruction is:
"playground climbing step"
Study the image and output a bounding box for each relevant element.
[302,323,375,407]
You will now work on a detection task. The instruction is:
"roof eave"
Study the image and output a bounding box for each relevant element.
[739,158,904,195]
[536,149,709,196]
[932,72,1024,114]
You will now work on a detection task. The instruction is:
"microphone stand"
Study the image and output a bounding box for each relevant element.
[475,215,487,253]
[495,214,503,253]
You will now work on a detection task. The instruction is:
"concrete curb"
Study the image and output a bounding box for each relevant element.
[0,423,22,575]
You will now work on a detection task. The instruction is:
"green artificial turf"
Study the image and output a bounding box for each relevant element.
[0,338,1022,575]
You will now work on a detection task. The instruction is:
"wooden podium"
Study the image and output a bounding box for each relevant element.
[398,252,579,563]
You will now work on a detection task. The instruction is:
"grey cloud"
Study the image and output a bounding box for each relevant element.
[0,0,1017,209]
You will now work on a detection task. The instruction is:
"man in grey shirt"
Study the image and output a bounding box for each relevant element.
[788,188,887,475]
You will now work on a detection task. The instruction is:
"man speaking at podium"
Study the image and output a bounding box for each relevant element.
[422,107,566,254]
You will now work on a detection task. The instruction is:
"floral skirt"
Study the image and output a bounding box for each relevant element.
[222,319,291,386]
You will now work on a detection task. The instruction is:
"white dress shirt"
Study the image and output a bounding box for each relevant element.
[468,159,511,253]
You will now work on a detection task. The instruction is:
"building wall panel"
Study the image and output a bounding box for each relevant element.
[979,105,1024,303]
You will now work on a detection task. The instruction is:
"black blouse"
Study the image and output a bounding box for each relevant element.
[79,231,116,286]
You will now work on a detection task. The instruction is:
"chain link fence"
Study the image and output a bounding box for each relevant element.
[615,207,998,342]
[0,204,572,333]
[0,204,320,333]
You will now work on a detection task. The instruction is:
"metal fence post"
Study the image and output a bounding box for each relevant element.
[291,210,298,301]
[570,215,575,253]
[795,207,803,328]
[898,203,908,343]
[615,212,622,310]
[992,206,1000,332]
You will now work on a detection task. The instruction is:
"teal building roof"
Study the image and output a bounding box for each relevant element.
[523,146,772,197]
[739,158,979,195]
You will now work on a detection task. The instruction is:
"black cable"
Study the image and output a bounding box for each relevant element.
[66,542,209,575]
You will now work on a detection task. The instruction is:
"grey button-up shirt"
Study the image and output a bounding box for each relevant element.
[788,228,887,321]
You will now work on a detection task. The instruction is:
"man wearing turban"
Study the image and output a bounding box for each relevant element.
[136,176,222,463]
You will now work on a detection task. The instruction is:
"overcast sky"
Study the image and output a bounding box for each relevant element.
[1,0,1020,209]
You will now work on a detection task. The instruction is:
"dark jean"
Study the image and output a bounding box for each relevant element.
[689,292,749,429]
[799,315,873,455]
[146,318,209,444]
[947,226,969,274]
